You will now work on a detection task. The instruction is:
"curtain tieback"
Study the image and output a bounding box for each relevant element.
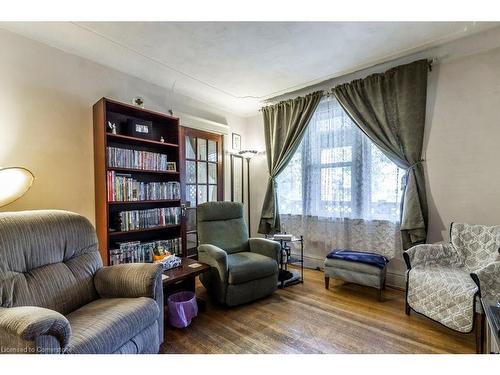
[401,160,424,189]
[406,159,424,172]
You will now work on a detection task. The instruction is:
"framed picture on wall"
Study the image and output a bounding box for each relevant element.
[231,154,244,204]
[232,133,241,151]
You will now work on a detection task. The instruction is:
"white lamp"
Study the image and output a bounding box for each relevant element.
[0,167,34,207]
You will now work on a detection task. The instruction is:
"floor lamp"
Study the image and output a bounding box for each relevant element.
[238,150,258,235]
[0,167,35,207]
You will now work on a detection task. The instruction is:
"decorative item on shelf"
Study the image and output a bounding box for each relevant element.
[166,162,177,172]
[238,149,258,234]
[107,121,117,134]
[132,96,145,108]
[232,132,241,151]
[0,167,35,207]
[126,117,153,139]
[160,136,165,143]
[168,109,174,116]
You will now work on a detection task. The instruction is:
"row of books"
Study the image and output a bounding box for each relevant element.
[109,238,182,265]
[107,146,169,171]
[107,171,180,201]
[116,207,181,231]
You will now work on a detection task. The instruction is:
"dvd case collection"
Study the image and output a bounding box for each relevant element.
[116,207,181,231]
[107,146,169,171]
[107,171,180,201]
[109,238,182,265]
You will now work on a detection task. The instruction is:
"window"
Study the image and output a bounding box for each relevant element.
[277,96,404,222]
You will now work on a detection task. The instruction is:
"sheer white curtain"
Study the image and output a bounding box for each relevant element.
[277,96,404,260]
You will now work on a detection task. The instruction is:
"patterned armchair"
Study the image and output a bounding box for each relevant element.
[403,222,500,353]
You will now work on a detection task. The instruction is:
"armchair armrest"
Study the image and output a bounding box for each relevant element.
[471,261,500,300]
[403,243,460,269]
[248,238,280,262]
[94,263,163,299]
[0,306,71,351]
[198,244,228,281]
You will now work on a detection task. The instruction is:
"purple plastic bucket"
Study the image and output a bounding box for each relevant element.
[167,291,198,328]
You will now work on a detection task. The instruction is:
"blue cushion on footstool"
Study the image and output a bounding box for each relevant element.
[326,249,389,269]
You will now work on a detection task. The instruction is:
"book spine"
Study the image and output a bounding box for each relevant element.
[111,237,182,264]
[106,146,169,171]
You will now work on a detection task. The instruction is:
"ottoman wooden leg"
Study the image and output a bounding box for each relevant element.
[324,276,330,289]
[378,288,382,302]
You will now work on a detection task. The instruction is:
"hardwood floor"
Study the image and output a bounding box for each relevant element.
[160,267,475,354]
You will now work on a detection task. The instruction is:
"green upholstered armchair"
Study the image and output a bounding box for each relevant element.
[197,202,280,306]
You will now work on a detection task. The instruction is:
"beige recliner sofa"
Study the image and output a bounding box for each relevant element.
[0,210,163,354]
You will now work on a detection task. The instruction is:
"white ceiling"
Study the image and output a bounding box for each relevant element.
[1,22,498,116]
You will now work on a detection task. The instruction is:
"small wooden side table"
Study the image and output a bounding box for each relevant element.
[162,258,210,296]
[162,258,210,327]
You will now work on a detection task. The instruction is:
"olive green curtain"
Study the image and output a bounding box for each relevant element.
[258,91,323,234]
[333,59,429,249]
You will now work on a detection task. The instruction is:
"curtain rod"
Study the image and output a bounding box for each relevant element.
[259,58,435,111]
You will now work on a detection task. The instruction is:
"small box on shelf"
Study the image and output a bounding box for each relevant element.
[126,117,153,139]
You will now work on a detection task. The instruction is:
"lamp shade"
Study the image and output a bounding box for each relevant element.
[238,150,258,159]
[0,167,34,207]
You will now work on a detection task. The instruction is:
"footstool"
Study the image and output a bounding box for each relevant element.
[324,249,389,301]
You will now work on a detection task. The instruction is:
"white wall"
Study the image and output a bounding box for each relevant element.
[424,46,500,242]
[242,28,500,287]
[0,29,248,223]
[243,115,268,237]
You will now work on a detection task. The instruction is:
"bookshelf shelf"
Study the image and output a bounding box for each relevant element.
[107,167,180,175]
[109,224,182,236]
[108,199,181,205]
[106,132,179,148]
[93,97,184,266]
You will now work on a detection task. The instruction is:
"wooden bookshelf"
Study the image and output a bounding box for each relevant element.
[93,98,184,265]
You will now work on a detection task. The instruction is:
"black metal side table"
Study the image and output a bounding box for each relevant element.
[481,298,500,354]
[267,235,304,288]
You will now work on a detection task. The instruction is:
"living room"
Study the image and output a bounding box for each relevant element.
[0,1,499,372]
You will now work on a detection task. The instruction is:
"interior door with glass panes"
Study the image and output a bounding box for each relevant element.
[180,127,224,258]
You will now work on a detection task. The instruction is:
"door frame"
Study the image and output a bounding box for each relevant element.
[179,126,224,258]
